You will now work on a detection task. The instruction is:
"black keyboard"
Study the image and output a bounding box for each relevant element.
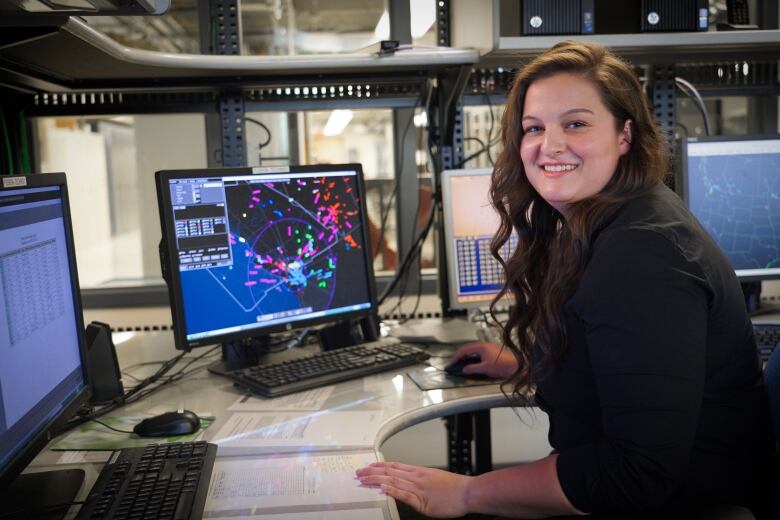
[75,441,216,520]
[222,339,430,397]
[755,323,780,363]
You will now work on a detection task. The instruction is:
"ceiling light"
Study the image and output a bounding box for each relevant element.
[323,110,354,136]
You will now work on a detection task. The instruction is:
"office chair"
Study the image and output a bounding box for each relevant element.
[764,347,780,520]
[766,347,780,448]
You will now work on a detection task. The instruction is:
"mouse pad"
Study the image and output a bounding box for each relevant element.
[406,361,500,391]
[51,414,215,451]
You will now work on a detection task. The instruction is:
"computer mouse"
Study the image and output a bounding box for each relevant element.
[444,355,483,378]
[133,410,201,438]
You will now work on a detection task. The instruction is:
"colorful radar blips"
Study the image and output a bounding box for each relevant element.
[230,176,363,311]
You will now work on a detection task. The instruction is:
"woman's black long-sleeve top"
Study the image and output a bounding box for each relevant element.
[535,183,774,515]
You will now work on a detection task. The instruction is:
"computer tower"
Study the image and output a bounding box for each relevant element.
[641,0,709,32]
[521,0,595,35]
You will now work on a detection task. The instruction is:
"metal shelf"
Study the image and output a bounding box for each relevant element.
[485,30,780,64]
[0,16,478,94]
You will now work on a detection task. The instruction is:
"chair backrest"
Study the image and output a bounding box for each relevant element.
[764,347,780,448]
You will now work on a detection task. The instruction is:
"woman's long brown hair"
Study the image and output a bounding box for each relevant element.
[489,41,668,396]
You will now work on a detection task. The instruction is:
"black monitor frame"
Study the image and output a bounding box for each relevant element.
[156,164,380,353]
[680,134,780,283]
[0,173,91,500]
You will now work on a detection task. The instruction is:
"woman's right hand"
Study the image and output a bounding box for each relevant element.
[449,341,518,379]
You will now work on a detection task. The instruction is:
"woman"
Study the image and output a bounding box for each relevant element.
[356,41,773,519]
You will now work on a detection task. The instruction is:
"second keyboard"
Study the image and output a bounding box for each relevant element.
[220,339,430,397]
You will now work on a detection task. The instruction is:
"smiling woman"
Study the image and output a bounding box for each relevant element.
[519,72,632,218]
[357,41,774,519]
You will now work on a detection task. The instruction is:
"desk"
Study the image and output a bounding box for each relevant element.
[26,318,513,520]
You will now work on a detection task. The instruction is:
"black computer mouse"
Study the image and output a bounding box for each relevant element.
[133,410,201,438]
[444,355,483,378]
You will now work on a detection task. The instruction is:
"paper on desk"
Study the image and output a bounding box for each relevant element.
[57,450,113,464]
[203,450,387,519]
[51,415,215,451]
[228,386,334,412]
[213,411,381,455]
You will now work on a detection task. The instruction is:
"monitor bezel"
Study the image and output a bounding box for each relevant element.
[156,164,379,351]
[441,167,512,311]
[680,134,780,282]
[0,172,91,492]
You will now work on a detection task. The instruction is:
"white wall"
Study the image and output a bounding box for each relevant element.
[38,122,113,287]
[133,114,208,278]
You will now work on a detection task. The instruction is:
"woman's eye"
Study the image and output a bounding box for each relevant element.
[566,121,587,129]
[523,126,542,134]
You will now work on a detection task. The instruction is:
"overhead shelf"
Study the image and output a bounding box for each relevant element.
[0,16,479,93]
[485,30,780,63]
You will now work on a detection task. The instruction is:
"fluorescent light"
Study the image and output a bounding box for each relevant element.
[411,0,436,38]
[323,109,354,136]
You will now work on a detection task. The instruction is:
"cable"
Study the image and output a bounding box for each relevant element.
[383,169,437,313]
[57,351,188,435]
[378,196,439,306]
[374,94,423,265]
[244,116,272,149]
[0,106,13,175]
[91,418,134,434]
[483,92,497,165]
[675,77,712,136]
[17,111,31,174]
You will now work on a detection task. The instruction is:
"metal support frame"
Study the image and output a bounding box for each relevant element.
[648,64,677,188]
[445,409,492,475]
[747,96,779,134]
[433,0,494,476]
[436,0,451,46]
[201,0,246,168]
[387,0,420,291]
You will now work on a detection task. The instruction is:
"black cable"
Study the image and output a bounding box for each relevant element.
[244,117,272,149]
[374,95,422,266]
[393,196,437,316]
[378,196,439,306]
[91,418,134,434]
[384,185,429,312]
[484,92,497,165]
[57,351,188,435]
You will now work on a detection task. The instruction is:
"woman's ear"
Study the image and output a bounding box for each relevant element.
[619,120,633,155]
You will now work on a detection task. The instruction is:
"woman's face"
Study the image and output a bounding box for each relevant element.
[519,72,632,218]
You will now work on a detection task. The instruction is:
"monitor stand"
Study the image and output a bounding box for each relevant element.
[0,468,85,520]
[208,335,272,375]
[742,281,763,315]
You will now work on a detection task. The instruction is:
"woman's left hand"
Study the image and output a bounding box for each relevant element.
[356,461,471,518]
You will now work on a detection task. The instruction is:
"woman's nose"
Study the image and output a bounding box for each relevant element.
[540,129,565,156]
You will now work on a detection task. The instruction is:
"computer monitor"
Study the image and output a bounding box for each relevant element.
[0,173,91,514]
[682,135,780,280]
[156,164,378,354]
[682,135,780,312]
[441,168,516,311]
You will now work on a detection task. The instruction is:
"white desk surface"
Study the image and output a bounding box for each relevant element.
[28,318,516,520]
[26,310,780,518]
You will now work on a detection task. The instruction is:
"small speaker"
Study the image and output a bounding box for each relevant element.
[641,0,709,32]
[85,321,124,404]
